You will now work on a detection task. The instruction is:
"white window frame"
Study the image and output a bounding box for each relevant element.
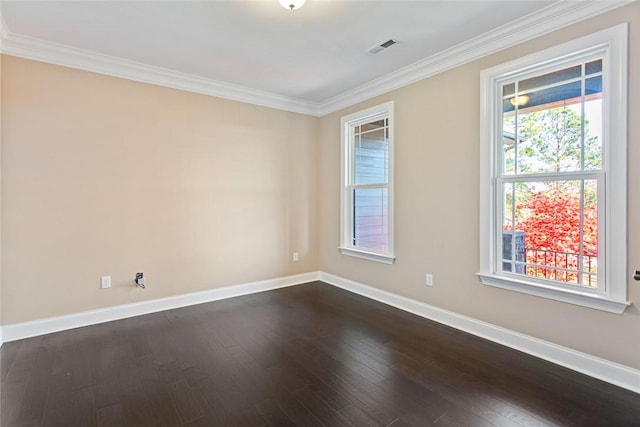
[478,24,629,314]
[340,101,395,264]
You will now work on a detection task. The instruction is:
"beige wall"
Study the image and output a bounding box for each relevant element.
[318,2,640,370]
[1,56,318,324]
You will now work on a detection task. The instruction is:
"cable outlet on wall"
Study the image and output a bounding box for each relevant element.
[135,272,146,289]
[101,276,111,289]
[425,273,433,287]
[293,252,299,262]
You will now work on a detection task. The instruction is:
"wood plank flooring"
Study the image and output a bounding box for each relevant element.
[1,281,639,426]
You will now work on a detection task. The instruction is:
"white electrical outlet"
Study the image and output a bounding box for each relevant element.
[101,276,111,289]
[293,252,299,262]
[425,273,433,286]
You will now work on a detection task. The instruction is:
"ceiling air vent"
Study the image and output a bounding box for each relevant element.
[367,39,397,55]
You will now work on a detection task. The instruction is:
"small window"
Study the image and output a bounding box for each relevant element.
[479,25,628,313]
[340,102,395,264]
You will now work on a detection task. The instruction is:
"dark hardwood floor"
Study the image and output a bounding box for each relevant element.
[1,281,639,426]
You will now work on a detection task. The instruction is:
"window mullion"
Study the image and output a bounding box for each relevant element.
[511,183,516,273]
[500,170,601,183]
[353,182,388,190]
[578,180,585,286]
[578,63,586,286]
[514,81,519,175]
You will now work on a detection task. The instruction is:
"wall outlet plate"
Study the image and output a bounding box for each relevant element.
[425,273,433,286]
[101,276,111,289]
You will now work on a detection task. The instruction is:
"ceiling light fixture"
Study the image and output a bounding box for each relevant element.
[279,0,306,10]
[509,95,530,107]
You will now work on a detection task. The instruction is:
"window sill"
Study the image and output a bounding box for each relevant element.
[339,247,396,264]
[477,273,629,314]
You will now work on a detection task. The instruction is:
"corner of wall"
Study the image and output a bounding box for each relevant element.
[1,272,321,343]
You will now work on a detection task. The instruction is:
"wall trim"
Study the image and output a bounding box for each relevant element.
[318,272,640,395]
[1,270,638,393]
[315,0,634,115]
[0,271,321,343]
[0,1,633,117]
[0,15,319,116]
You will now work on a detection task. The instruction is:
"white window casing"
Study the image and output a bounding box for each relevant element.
[478,24,628,314]
[340,101,395,264]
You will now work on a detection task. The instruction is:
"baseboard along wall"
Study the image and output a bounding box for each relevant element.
[0,271,638,394]
[0,272,320,344]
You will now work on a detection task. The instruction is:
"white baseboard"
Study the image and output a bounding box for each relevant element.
[319,272,640,395]
[1,270,638,394]
[1,271,321,343]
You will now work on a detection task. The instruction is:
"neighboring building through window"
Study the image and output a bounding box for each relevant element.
[340,102,395,264]
[478,25,628,313]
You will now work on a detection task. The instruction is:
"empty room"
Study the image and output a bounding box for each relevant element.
[1,1,639,426]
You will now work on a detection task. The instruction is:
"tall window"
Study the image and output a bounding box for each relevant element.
[340,102,395,264]
[479,25,628,313]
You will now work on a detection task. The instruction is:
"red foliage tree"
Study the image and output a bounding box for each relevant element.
[512,187,598,283]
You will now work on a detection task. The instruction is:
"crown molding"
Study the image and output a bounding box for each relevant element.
[314,0,635,116]
[0,20,320,116]
[0,0,634,117]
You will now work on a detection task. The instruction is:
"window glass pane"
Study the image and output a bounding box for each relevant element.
[501,180,598,288]
[362,119,386,131]
[512,81,603,174]
[353,187,388,252]
[502,108,523,175]
[503,83,515,97]
[584,76,603,170]
[519,64,581,92]
[503,110,516,174]
[582,179,598,288]
[585,59,602,75]
[501,183,524,274]
[354,121,389,185]
[517,101,584,174]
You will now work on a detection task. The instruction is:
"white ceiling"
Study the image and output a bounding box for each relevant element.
[0,1,630,115]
